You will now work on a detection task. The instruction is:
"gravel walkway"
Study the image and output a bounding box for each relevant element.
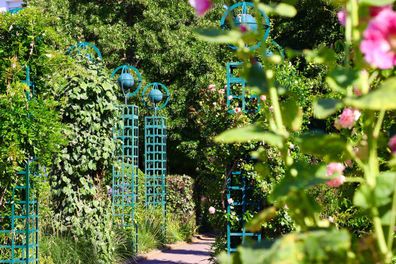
[138,235,215,264]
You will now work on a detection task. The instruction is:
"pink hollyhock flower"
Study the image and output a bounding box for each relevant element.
[234,107,242,113]
[360,9,396,69]
[228,95,233,100]
[388,135,396,153]
[326,162,346,188]
[336,108,361,129]
[208,206,216,214]
[370,5,393,17]
[208,84,216,92]
[227,198,234,205]
[337,9,346,26]
[218,89,225,95]
[189,0,212,16]
[260,95,267,101]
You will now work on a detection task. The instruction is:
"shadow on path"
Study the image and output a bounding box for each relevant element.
[138,235,215,264]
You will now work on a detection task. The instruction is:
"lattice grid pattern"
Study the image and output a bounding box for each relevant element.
[226,170,262,255]
[226,62,261,114]
[144,116,167,211]
[112,105,139,252]
[0,163,39,263]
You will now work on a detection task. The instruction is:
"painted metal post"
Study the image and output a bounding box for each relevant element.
[221,2,275,254]
[111,65,142,254]
[142,82,170,234]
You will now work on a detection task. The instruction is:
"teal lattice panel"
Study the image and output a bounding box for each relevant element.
[144,116,167,211]
[226,62,261,114]
[112,105,139,234]
[226,170,261,255]
[0,163,39,263]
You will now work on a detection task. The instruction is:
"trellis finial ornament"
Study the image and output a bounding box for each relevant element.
[142,82,170,111]
[66,42,103,61]
[220,1,270,51]
[111,65,143,101]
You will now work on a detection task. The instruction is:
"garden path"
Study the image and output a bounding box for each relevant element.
[138,235,215,264]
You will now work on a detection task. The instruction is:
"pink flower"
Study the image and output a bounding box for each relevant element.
[269,106,274,112]
[388,135,396,153]
[336,108,360,129]
[227,198,234,205]
[240,25,248,33]
[370,5,393,17]
[228,95,233,100]
[208,206,216,214]
[189,0,212,16]
[234,107,242,113]
[326,162,346,188]
[218,89,225,95]
[353,86,362,96]
[208,84,216,92]
[360,9,396,69]
[260,95,267,101]
[337,9,346,26]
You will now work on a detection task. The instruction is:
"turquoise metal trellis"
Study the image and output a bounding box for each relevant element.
[0,162,39,264]
[111,65,142,253]
[66,42,103,61]
[143,83,169,230]
[226,62,264,114]
[226,169,261,255]
[220,1,271,51]
[0,68,39,263]
[220,1,278,255]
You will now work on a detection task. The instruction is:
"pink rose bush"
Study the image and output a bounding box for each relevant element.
[189,0,212,16]
[326,163,346,188]
[208,206,216,214]
[360,8,396,69]
[208,84,216,92]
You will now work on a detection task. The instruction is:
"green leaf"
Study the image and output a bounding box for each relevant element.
[271,163,327,200]
[354,171,396,210]
[354,185,373,209]
[215,125,284,148]
[244,63,268,93]
[313,98,343,119]
[303,47,337,67]
[246,207,277,232]
[281,99,303,131]
[297,133,349,162]
[344,77,396,110]
[360,0,395,6]
[194,28,242,44]
[326,67,359,92]
[258,3,297,17]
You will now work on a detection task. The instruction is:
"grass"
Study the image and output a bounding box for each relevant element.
[39,207,196,263]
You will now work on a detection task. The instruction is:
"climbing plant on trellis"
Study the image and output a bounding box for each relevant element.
[0,67,39,264]
[142,82,170,231]
[111,65,142,253]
